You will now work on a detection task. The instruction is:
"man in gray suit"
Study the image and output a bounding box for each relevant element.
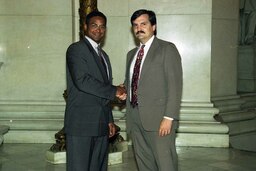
[124,9,183,171]
[64,11,126,171]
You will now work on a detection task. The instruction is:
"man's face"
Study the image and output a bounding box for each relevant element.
[132,14,155,44]
[84,16,106,43]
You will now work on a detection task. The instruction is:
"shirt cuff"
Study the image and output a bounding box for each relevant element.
[163,116,174,120]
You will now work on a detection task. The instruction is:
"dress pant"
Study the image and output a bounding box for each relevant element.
[130,106,178,171]
[66,135,108,171]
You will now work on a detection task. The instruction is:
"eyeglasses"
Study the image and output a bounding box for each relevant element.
[90,23,106,30]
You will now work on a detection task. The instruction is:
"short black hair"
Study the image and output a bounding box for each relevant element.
[85,11,107,26]
[130,9,156,26]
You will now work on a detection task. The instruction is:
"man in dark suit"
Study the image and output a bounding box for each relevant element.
[64,11,126,171]
[124,9,183,171]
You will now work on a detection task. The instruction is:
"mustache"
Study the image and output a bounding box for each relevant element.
[136,31,145,35]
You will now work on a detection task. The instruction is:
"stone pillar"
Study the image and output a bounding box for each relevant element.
[211,0,256,152]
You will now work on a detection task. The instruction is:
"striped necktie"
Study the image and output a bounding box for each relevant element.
[97,46,108,77]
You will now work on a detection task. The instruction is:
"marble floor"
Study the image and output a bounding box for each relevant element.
[0,143,256,171]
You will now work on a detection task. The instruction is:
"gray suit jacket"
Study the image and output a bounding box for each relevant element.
[64,38,116,136]
[125,37,182,132]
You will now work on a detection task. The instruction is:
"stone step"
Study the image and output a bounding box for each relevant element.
[212,97,245,113]
[3,131,125,144]
[177,133,229,147]
[180,113,216,121]
[0,100,65,112]
[4,129,127,143]
[0,118,125,131]
[0,119,64,130]
[215,110,256,123]
[0,111,65,119]
[227,119,256,135]
[178,122,228,134]
[0,111,124,119]
[4,121,229,148]
[230,131,256,152]
[4,130,229,147]
[112,110,126,118]
[0,101,125,117]
[240,93,256,109]
[5,130,56,143]
[1,118,228,134]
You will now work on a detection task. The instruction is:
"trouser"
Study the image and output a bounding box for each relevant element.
[129,106,178,171]
[66,135,108,171]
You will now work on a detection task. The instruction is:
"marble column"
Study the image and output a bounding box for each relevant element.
[211,0,256,151]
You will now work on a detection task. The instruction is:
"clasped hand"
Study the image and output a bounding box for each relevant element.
[116,84,127,101]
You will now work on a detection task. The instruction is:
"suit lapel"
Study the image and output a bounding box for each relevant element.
[101,50,113,83]
[139,38,159,81]
[83,38,109,83]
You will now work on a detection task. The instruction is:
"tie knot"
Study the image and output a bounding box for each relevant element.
[137,45,145,57]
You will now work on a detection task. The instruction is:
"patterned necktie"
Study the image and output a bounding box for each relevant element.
[97,46,108,77]
[131,45,145,107]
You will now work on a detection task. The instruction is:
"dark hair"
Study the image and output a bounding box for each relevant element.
[131,9,156,26]
[130,9,157,35]
[85,11,107,26]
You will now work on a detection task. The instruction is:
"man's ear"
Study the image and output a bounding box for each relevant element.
[84,24,87,32]
[153,24,156,32]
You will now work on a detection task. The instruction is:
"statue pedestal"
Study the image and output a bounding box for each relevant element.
[45,141,128,165]
[45,151,66,164]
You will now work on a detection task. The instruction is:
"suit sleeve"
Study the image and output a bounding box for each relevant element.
[67,43,117,100]
[164,44,182,120]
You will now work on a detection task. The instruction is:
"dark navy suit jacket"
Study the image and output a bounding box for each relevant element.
[64,38,116,136]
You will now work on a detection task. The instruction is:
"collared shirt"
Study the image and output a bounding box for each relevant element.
[129,35,155,85]
[85,36,109,78]
[85,36,99,53]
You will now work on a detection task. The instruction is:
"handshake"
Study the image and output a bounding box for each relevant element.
[115,84,127,101]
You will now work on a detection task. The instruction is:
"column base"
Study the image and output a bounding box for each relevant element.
[176,133,229,147]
